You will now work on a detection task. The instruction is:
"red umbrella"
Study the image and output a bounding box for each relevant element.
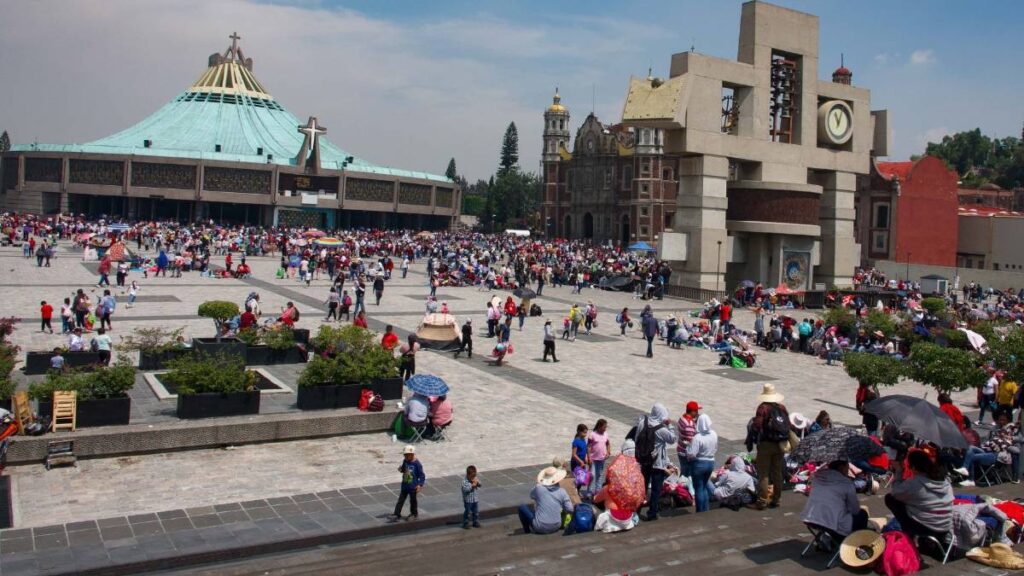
[605,454,645,509]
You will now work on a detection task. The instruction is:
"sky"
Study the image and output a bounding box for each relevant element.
[1,0,1021,182]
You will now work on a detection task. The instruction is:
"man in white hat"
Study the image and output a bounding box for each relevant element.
[517,466,574,534]
[745,383,789,510]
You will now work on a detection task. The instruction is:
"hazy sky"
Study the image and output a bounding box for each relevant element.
[1,0,1021,181]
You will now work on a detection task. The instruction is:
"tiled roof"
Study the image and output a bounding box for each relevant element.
[11,41,450,185]
[876,160,914,181]
[958,205,1024,218]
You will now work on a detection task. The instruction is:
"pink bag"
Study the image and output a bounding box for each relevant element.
[874,531,920,576]
[573,466,591,487]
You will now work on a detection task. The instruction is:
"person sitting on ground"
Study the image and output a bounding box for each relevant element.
[954,411,1020,486]
[550,457,582,506]
[426,395,453,439]
[239,306,257,331]
[518,466,574,535]
[278,301,298,327]
[801,460,869,538]
[809,411,832,435]
[593,440,641,533]
[68,328,85,351]
[708,454,756,509]
[885,450,953,540]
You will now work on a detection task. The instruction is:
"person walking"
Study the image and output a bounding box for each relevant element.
[324,287,340,322]
[60,298,73,334]
[454,319,473,359]
[640,305,658,358]
[542,319,558,362]
[373,274,385,306]
[97,256,112,287]
[389,445,425,521]
[745,384,789,510]
[39,300,54,334]
[354,277,366,317]
[401,256,410,279]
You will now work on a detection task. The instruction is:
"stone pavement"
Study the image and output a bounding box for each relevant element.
[0,242,989,575]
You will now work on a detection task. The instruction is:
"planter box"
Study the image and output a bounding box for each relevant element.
[296,382,365,411]
[192,338,245,360]
[37,396,131,428]
[293,328,310,345]
[371,377,404,400]
[138,348,191,371]
[176,391,260,419]
[244,345,307,366]
[24,351,101,375]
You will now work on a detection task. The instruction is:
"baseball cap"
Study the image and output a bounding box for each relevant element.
[686,401,702,412]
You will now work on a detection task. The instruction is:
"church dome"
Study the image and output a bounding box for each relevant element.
[547,88,567,113]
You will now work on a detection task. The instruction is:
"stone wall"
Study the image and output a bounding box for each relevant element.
[873,259,1024,292]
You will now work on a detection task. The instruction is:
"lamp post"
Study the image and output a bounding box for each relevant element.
[906,251,912,282]
[716,239,723,293]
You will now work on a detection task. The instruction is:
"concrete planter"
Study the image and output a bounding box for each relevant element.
[191,338,245,360]
[176,391,260,419]
[244,345,307,366]
[372,377,404,401]
[138,348,191,371]
[296,383,364,411]
[24,351,101,375]
[37,396,132,428]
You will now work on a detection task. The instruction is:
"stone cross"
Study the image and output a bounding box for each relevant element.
[229,32,241,53]
[298,117,327,149]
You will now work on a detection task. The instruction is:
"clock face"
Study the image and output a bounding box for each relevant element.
[817,100,854,145]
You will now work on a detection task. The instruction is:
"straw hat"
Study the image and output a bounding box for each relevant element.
[537,466,567,486]
[757,383,784,403]
[966,543,1024,569]
[789,412,810,430]
[873,330,885,338]
[840,530,885,568]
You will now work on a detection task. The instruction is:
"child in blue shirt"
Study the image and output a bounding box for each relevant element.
[571,423,590,479]
[391,445,426,521]
[461,465,481,529]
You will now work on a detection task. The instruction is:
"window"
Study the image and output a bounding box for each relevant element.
[641,183,649,195]
[641,207,649,217]
[871,231,888,253]
[662,168,673,181]
[994,263,1000,271]
[622,165,633,190]
[641,159,651,176]
[559,119,564,130]
[640,226,649,236]
[873,203,890,229]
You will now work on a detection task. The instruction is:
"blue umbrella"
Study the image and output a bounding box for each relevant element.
[404,374,449,396]
[627,241,655,253]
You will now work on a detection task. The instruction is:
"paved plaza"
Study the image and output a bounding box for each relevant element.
[0,241,975,534]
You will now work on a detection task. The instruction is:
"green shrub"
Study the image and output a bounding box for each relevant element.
[310,324,349,355]
[28,359,136,401]
[920,297,946,315]
[0,343,17,400]
[863,310,898,337]
[162,352,255,396]
[942,329,970,350]
[989,327,1024,383]
[906,342,987,394]
[263,327,295,351]
[298,326,399,386]
[843,352,906,388]
[235,327,262,347]
[198,300,240,340]
[116,327,185,354]
[823,307,857,338]
[297,356,338,387]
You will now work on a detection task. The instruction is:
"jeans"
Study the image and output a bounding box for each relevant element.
[590,459,607,492]
[394,489,418,517]
[518,504,535,533]
[463,501,479,526]
[98,274,110,286]
[826,349,842,365]
[691,459,715,513]
[647,468,668,518]
[962,446,997,479]
[646,336,654,357]
[61,317,71,334]
[543,340,557,361]
[978,394,996,423]
[402,268,408,278]
[676,453,693,481]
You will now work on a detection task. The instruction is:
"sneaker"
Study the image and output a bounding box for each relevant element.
[386,514,401,522]
[462,524,470,530]
[957,480,976,487]
[975,420,985,426]
[953,467,969,477]
[472,522,481,528]
[407,514,418,521]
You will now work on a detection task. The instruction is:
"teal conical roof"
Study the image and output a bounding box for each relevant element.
[14,35,448,183]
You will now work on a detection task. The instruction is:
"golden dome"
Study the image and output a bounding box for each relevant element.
[547,88,567,114]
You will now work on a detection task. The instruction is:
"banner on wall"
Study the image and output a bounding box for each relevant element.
[782,251,811,290]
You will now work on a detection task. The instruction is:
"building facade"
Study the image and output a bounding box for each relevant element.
[958,205,1024,272]
[0,35,459,229]
[855,156,959,267]
[617,1,890,293]
[540,90,680,244]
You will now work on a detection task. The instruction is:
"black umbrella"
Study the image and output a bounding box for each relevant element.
[791,427,882,464]
[863,395,968,449]
[512,287,537,299]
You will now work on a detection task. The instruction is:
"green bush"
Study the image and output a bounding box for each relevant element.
[162,352,255,396]
[989,327,1024,383]
[0,343,17,400]
[116,327,185,354]
[298,326,399,386]
[920,297,946,315]
[235,327,262,346]
[28,359,136,401]
[906,342,987,394]
[863,310,898,337]
[823,307,857,338]
[310,324,349,355]
[198,300,240,340]
[843,352,906,388]
[942,329,970,350]
[263,327,295,351]
[297,356,338,387]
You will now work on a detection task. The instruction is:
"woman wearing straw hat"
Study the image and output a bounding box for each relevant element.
[517,466,574,534]
[745,383,789,510]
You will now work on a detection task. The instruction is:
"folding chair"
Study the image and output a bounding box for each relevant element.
[801,523,841,568]
[430,424,451,442]
[916,530,955,565]
[407,421,428,443]
[51,391,77,433]
[973,460,1012,487]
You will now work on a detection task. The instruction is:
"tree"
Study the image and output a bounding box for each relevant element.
[499,122,519,175]
[906,342,987,394]
[445,158,457,181]
[197,300,240,341]
[461,194,485,216]
[924,129,1023,189]
[490,168,540,230]
[0,131,9,154]
[989,327,1024,384]
[843,352,905,388]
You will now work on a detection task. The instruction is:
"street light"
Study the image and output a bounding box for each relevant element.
[716,239,723,293]
[906,251,912,282]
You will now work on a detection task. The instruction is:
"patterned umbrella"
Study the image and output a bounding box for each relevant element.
[106,241,129,262]
[304,229,326,238]
[315,237,343,247]
[404,374,449,397]
[605,454,645,509]
[791,427,882,464]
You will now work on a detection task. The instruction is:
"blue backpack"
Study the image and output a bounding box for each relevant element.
[571,503,595,533]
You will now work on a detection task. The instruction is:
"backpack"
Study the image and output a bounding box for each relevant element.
[874,531,920,576]
[292,307,300,321]
[570,503,595,533]
[358,388,374,411]
[634,421,664,466]
[762,404,790,442]
[367,392,384,412]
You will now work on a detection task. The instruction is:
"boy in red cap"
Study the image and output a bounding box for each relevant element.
[676,401,702,477]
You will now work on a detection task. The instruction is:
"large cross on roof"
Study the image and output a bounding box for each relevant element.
[295,116,328,173]
[230,32,241,52]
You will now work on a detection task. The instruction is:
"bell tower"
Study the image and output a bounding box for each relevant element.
[542,89,571,237]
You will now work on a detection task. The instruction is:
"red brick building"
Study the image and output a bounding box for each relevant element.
[856,155,959,266]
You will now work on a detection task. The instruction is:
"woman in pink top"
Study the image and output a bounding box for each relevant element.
[427,395,452,439]
[587,419,611,492]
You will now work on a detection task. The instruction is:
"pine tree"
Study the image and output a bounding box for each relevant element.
[445,158,457,181]
[498,122,519,175]
[0,131,10,154]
